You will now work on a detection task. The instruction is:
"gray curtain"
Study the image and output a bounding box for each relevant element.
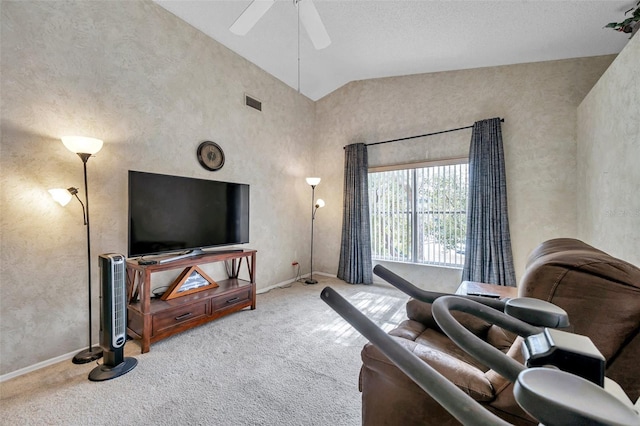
[337,143,373,284]
[462,118,516,286]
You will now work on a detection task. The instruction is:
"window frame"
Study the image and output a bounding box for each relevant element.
[369,157,469,268]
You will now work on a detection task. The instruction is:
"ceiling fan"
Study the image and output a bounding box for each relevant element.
[230,0,331,50]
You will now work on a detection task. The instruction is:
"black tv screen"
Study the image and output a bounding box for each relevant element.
[128,171,249,257]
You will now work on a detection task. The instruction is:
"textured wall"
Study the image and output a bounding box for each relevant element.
[1,1,314,376]
[0,0,629,378]
[313,56,615,290]
[577,36,640,266]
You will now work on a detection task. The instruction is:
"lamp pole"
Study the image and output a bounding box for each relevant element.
[306,184,318,285]
[304,177,322,284]
[60,136,104,365]
[72,152,103,364]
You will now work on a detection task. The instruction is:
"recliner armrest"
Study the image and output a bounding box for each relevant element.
[361,338,496,401]
[407,298,494,338]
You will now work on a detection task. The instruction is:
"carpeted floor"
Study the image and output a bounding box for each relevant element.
[1,276,409,425]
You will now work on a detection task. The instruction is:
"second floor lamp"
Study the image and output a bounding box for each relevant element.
[305,177,325,284]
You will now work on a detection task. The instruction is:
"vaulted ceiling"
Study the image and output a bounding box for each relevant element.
[155,1,636,100]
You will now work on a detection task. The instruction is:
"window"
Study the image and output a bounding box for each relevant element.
[369,159,468,267]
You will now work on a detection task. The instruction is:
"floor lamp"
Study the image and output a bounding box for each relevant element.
[305,177,325,285]
[51,136,104,364]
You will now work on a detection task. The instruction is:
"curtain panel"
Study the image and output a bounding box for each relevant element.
[337,143,373,284]
[462,118,516,286]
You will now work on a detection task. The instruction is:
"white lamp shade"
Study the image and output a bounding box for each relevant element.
[49,188,72,206]
[306,177,321,186]
[61,136,103,155]
[316,199,325,208]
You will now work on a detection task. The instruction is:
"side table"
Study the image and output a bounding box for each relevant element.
[456,281,518,299]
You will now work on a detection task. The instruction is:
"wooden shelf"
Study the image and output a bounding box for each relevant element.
[126,249,256,353]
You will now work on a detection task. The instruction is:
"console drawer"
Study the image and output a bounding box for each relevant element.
[212,288,251,311]
[153,301,209,335]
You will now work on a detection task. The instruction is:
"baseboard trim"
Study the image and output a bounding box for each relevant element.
[257,278,297,294]
[314,271,337,278]
[0,346,88,383]
[256,271,336,294]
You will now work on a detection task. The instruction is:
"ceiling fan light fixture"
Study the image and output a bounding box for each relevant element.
[230,0,275,35]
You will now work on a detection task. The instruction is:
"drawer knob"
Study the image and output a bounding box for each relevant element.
[226,297,240,304]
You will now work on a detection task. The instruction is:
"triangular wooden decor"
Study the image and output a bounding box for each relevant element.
[161,265,218,300]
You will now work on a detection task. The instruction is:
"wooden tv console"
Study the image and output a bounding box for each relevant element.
[125,249,256,353]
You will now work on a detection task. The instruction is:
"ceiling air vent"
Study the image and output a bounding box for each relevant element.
[245,94,262,112]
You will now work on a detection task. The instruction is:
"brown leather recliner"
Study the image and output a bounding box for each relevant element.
[359,238,640,425]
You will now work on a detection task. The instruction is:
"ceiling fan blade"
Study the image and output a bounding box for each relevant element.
[230,0,275,36]
[298,0,331,50]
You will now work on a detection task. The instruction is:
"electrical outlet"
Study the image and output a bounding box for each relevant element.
[291,261,299,266]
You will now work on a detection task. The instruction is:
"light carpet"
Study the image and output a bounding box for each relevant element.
[1,276,409,425]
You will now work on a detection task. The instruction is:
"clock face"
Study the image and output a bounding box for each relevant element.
[197,141,225,171]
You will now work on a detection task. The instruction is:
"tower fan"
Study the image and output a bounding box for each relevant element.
[89,253,137,381]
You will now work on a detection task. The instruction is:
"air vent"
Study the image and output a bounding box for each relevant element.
[245,94,262,112]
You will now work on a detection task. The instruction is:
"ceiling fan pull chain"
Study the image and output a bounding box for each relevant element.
[296,0,301,93]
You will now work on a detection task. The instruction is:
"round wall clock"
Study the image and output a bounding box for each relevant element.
[197,141,225,171]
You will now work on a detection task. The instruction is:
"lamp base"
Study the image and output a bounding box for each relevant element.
[72,346,103,364]
[305,278,318,285]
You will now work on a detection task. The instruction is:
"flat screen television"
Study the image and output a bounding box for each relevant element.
[128,171,250,258]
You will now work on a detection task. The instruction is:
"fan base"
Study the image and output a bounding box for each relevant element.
[88,357,138,382]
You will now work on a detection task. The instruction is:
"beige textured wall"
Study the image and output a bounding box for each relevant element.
[1,1,315,376]
[0,0,628,379]
[577,36,640,266]
[313,56,615,291]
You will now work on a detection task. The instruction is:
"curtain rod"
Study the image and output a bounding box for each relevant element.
[345,118,505,149]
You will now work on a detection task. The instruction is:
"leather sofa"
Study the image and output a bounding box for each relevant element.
[359,238,640,425]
